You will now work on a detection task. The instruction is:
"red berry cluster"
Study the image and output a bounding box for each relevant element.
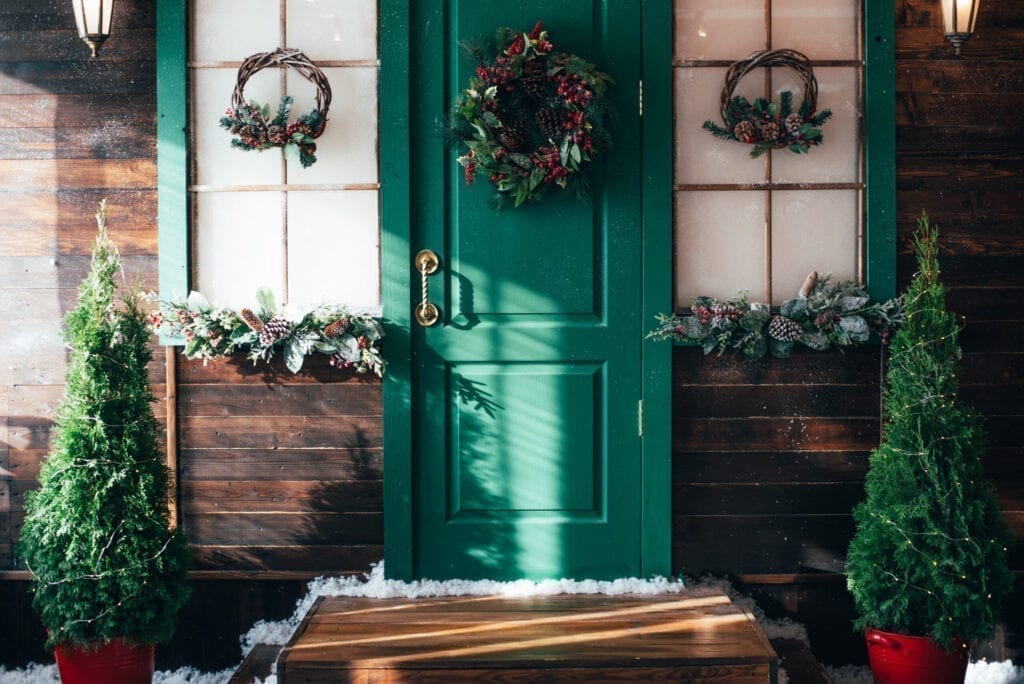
[556,74,593,107]
[529,146,569,184]
[476,65,514,87]
[693,306,713,325]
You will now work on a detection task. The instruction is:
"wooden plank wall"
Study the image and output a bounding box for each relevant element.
[671,0,1024,664]
[175,356,383,576]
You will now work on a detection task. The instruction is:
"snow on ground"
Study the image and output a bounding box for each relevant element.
[0,664,233,683]
[2,564,1021,683]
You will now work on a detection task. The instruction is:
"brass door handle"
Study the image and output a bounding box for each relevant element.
[414,249,440,327]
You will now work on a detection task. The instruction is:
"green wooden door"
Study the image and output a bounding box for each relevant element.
[399,0,644,580]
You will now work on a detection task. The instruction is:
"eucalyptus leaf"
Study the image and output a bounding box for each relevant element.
[683,316,705,338]
[284,143,300,160]
[256,286,276,317]
[186,290,211,312]
[780,297,807,320]
[840,296,870,312]
[509,152,533,169]
[284,338,306,373]
[802,330,830,351]
[529,167,545,191]
[570,143,582,165]
[702,338,718,355]
[839,315,870,342]
[771,339,795,358]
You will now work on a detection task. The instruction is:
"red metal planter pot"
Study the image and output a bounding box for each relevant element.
[865,628,969,684]
[53,639,155,684]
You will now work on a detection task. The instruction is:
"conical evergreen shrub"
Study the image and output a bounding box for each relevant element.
[17,202,191,648]
[846,213,1013,647]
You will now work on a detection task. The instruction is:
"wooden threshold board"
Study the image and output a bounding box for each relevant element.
[276,591,779,683]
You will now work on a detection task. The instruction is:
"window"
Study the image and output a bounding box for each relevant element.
[672,0,894,308]
[158,0,381,317]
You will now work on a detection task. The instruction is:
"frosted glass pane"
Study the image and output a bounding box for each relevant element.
[676,191,766,306]
[676,0,766,61]
[287,191,380,312]
[286,0,377,61]
[284,68,378,183]
[772,67,859,184]
[773,0,859,60]
[195,192,286,309]
[194,68,284,186]
[676,68,766,185]
[193,0,281,62]
[772,190,858,305]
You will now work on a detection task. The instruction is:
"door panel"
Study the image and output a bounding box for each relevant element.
[409,0,642,580]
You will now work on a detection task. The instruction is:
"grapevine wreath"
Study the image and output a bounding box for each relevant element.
[703,48,832,158]
[451,21,615,208]
[220,48,332,168]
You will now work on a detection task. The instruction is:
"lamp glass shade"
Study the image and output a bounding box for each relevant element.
[72,0,113,39]
[940,0,979,35]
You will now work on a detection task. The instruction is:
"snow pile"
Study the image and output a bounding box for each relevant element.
[3,566,1021,684]
[241,561,687,651]
[827,661,1024,684]
[967,660,1024,684]
[826,664,873,684]
[0,665,233,684]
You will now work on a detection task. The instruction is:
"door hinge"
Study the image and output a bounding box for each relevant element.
[637,399,644,437]
[638,79,644,117]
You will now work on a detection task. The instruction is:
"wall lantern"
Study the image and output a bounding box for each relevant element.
[72,0,114,57]
[940,0,980,56]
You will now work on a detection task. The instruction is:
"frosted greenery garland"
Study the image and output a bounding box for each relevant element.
[648,272,903,361]
[149,287,384,377]
[17,201,191,648]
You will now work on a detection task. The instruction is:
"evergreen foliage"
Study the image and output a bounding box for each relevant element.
[17,202,191,649]
[845,213,1013,647]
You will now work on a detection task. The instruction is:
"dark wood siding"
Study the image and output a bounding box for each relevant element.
[0,0,1021,669]
[670,0,1024,663]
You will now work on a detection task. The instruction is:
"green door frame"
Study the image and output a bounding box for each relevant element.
[380,0,675,580]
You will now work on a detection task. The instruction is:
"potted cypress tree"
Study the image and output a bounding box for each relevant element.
[17,202,191,684]
[845,213,1014,684]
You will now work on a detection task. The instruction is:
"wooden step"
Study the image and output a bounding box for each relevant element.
[770,638,833,684]
[276,591,779,682]
[229,643,280,684]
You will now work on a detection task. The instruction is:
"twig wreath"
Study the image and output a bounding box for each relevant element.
[219,48,332,168]
[450,21,615,208]
[703,49,832,158]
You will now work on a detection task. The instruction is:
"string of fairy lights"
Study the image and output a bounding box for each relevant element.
[856,255,1009,634]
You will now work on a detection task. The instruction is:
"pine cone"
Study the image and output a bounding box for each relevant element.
[733,120,756,142]
[760,119,781,142]
[267,125,287,145]
[711,303,743,321]
[519,58,548,98]
[814,308,839,329]
[324,317,350,338]
[258,314,292,346]
[768,315,803,341]
[240,308,264,332]
[785,112,804,135]
[497,118,528,151]
[535,106,566,142]
[799,271,818,298]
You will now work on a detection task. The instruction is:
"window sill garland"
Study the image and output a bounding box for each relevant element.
[648,272,903,361]
[148,288,384,377]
